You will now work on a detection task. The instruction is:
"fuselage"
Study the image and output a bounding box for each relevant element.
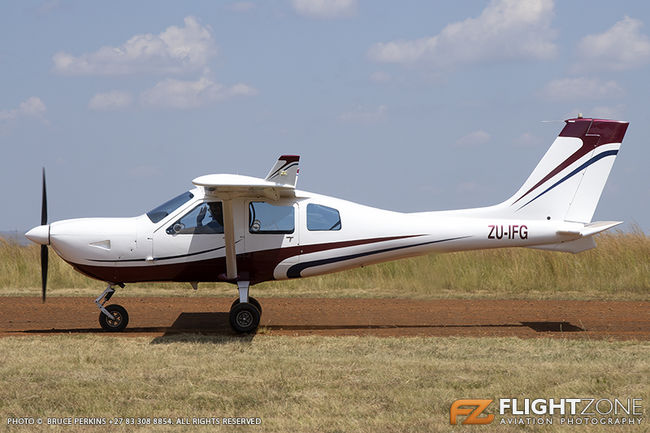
[27,187,585,286]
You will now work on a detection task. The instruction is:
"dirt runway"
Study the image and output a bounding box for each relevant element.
[0,297,647,340]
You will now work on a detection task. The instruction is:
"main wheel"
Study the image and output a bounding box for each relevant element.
[229,303,261,333]
[231,296,262,315]
[99,304,129,332]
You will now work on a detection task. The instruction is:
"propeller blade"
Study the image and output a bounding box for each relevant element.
[41,168,47,225]
[41,168,48,302]
[41,245,48,302]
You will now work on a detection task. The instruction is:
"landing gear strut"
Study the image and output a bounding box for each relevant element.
[229,281,261,333]
[96,283,129,332]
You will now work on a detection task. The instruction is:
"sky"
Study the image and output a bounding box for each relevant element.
[1,0,649,235]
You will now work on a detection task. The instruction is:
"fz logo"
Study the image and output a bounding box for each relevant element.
[450,399,494,425]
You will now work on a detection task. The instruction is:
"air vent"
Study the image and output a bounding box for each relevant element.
[89,240,111,250]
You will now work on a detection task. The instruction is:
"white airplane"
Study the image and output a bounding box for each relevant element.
[26,116,628,333]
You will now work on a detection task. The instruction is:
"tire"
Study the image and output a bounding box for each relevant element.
[99,304,129,332]
[229,303,261,333]
[231,296,262,315]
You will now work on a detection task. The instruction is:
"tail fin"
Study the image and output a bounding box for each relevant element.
[500,117,628,223]
[265,155,300,187]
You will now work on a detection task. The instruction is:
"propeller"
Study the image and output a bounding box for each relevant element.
[40,168,48,302]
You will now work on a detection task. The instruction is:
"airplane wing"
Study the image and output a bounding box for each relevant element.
[191,155,300,281]
[192,173,296,201]
[192,155,300,201]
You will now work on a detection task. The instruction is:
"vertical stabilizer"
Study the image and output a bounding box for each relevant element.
[501,118,628,223]
[265,155,300,187]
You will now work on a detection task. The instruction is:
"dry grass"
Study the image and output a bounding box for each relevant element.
[2,232,646,432]
[0,335,647,432]
[1,230,648,300]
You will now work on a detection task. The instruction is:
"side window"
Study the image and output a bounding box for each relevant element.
[249,202,295,234]
[167,202,224,235]
[307,204,341,231]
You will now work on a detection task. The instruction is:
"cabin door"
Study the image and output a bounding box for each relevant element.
[243,200,300,279]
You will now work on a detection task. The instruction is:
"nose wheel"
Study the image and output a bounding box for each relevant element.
[99,304,129,332]
[95,283,129,332]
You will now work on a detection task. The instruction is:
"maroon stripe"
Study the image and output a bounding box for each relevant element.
[513,118,628,205]
[70,235,421,285]
[279,155,300,163]
[560,118,628,145]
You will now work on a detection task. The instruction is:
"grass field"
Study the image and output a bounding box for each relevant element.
[1,230,648,300]
[0,335,648,433]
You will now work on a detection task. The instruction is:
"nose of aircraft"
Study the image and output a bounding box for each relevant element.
[25,224,50,245]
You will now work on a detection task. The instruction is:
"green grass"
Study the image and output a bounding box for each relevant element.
[1,230,648,300]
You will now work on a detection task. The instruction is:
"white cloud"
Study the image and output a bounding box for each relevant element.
[292,0,356,18]
[140,77,257,109]
[368,0,556,68]
[455,130,490,147]
[370,71,391,83]
[338,104,387,123]
[17,97,46,117]
[573,16,650,72]
[0,97,47,122]
[541,77,624,101]
[52,16,216,76]
[88,91,133,111]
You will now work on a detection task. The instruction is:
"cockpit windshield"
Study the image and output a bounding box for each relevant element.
[146,191,194,223]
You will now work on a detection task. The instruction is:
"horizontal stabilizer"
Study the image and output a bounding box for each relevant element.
[529,236,597,254]
[580,220,623,236]
[556,221,622,237]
